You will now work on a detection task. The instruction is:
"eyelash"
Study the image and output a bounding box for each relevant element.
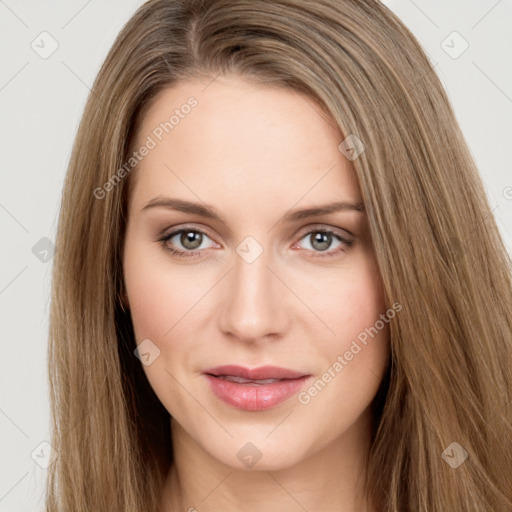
[158,225,354,260]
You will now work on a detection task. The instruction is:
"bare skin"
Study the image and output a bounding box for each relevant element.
[122,73,389,512]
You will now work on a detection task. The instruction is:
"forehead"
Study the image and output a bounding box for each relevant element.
[129,74,361,216]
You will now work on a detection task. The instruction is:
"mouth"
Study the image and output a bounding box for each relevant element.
[208,375,288,385]
[202,365,312,411]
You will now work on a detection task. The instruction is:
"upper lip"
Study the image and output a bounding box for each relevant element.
[203,365,309,380]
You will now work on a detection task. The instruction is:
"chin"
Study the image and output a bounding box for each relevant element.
[203,432,311,472]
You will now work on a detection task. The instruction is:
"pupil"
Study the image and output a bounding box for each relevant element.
[181,231,202,250]
[312,232,331,251]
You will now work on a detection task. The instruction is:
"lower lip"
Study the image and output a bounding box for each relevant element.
[204,374,311,411]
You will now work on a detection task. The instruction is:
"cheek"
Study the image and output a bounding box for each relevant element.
[123,245,201,413]
[123,241,218,394]
[343,277,385,341]
[124,269,173,342]
[123,241,204,342]
[303,254,386,344]
[296,286,389,441]
[305,254,389,395]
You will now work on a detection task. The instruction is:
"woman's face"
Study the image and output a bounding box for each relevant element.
[123,74,390,470]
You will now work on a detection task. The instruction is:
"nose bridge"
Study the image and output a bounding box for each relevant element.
[219,238,288,341]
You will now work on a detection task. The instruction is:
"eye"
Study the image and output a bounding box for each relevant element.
[293,227,353,258]
[158,225,354,260]
[159,227,217,258]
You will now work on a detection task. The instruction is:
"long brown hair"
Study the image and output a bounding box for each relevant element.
[47,0,512,510]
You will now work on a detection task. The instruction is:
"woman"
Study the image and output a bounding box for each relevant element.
[46,0,512,510]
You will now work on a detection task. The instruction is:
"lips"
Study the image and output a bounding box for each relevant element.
[203,364,308,381]
[203,365,311,411]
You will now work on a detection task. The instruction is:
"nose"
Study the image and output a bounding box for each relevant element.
[218,246,290,344]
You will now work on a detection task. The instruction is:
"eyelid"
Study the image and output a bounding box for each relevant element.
[161,224,220,245]
[161,222,352,245]
[293,223,354,240]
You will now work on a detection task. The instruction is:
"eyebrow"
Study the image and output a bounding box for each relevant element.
[141,196,365,223]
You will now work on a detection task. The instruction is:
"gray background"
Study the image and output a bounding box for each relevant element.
[1,1,511,510]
